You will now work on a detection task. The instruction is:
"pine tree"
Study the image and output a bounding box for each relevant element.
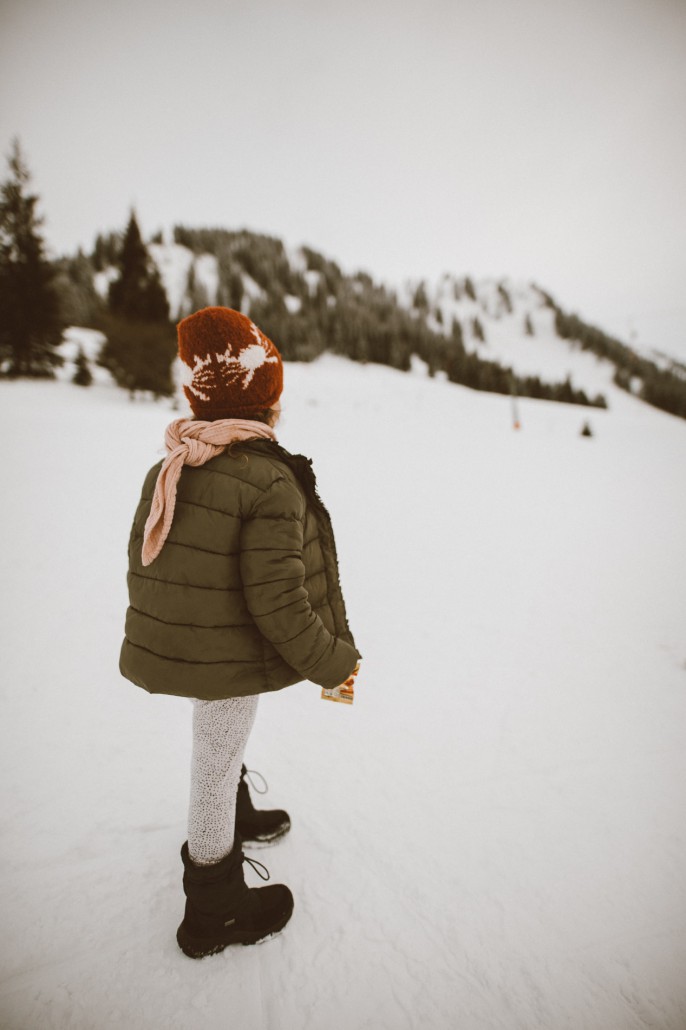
[184,261,209,317]
[53,248,102,327]
[108,212,169,321]
[91,231,120,271]
[413,281,429,311]
[97,211,175,397]
[0,138,64,376]
[497,283,513,314]
[73,346,93,386]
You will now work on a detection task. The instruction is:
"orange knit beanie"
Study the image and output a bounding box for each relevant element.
[177,306,283,419]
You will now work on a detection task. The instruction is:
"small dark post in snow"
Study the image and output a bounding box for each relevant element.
[510,374,521,430]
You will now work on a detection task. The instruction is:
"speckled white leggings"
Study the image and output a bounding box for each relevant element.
[187,695,259,866]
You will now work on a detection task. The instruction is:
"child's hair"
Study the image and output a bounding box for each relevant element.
[190,408,278,426]
[246,409,279,426]
[222,408,280,461]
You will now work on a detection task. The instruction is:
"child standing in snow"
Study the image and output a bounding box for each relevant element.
[119,306,361,958]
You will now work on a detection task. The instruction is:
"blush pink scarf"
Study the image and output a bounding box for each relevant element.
[141,417,276,566]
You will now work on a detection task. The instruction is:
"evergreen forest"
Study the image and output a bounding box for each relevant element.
[1,143,685,421]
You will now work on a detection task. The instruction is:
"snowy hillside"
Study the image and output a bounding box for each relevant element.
[83,230,683,422]
[1,358,685,1030]
[195,243,612,394]
[402,274,621,401]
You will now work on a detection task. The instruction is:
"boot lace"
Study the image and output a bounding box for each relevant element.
[244,767,269,795]
[243,853,270,881]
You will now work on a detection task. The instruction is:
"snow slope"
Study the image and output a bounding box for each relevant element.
[403,275,625,403]
[88,232,686,425]
[98,239,660,409]
[1,360,685,1030]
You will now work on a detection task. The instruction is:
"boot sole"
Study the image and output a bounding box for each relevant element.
[176,905,293,959]
[241,823,291,848]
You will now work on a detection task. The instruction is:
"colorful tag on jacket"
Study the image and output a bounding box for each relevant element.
[321,663,359,705]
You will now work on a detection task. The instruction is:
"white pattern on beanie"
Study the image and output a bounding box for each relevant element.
[180,319,279,402]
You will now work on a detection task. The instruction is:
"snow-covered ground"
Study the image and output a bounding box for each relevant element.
[1,357,685,1030]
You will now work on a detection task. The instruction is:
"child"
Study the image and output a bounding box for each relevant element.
[119,306,361,958]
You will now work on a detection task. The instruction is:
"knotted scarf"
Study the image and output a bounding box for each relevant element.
[141,417,276,566]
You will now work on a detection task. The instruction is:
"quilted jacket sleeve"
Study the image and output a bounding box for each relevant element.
[240,475,359,689]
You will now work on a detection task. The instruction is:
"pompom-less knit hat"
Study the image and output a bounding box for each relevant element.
[177,306,283,419]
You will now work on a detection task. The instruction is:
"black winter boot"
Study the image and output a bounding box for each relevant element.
[236,765,291,846]
[176,837,294,958]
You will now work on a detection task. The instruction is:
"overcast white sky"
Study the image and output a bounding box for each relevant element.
[1,0,685,355]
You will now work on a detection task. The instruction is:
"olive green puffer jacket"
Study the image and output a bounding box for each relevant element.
[119,440,360,700]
